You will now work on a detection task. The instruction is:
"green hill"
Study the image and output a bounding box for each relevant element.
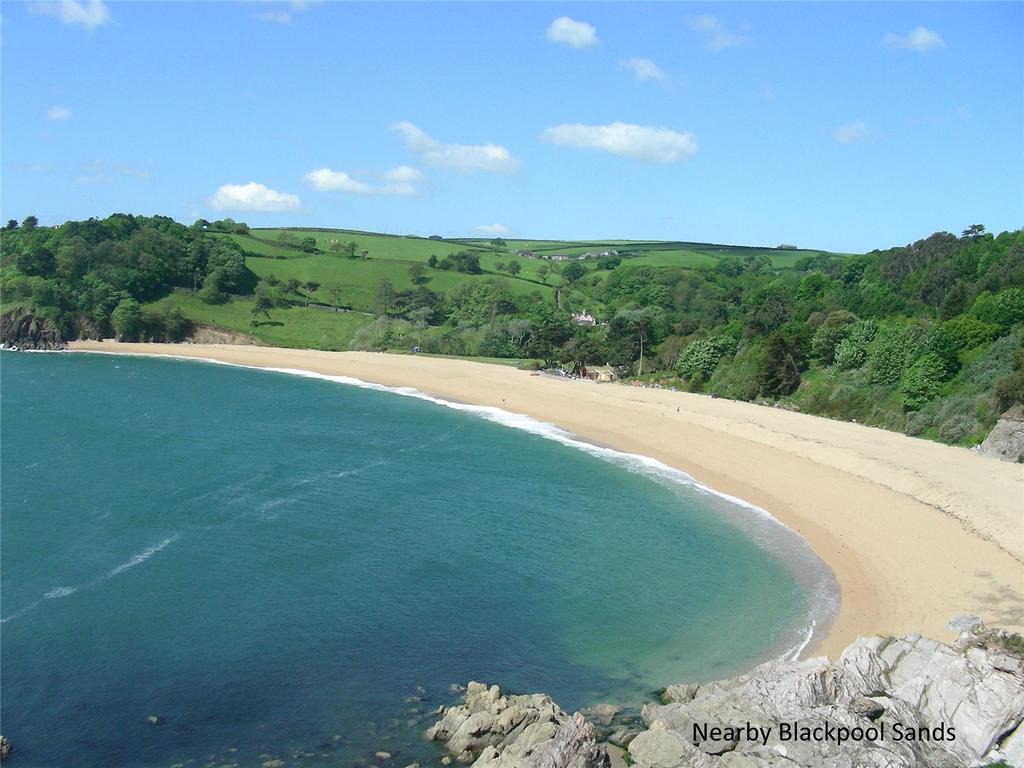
[2,214,1021,449]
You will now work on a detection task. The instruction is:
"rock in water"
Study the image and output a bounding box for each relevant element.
[0,307,66,350]
[0,735,11,760]
[429,626,1024,768]
[426,682,609,768]
[978,405,1024,462]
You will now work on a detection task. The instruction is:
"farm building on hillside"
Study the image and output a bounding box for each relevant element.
[572,311,596,326]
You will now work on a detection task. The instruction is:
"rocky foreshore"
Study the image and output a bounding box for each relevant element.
[426,622,1024,768]
[0,307,66,351]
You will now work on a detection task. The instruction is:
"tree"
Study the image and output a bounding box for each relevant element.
[961,224,986,239]
[283,278,302,300]
[373,279,396,317]
[302,281,320,305]
[901,352,946,409]
[562,261,585,283]
[163,307,191,341]
[607,308,664,373]
[490,238,507,249]
[526,318,573,366]
[111,298,144,341]
[757,331,804,396]
[428,254,439,268]
[250,296,273,328]
[4,220,17,230]
[408,306,433,345]
[408,263,428,285]
[537,264,549,284]
[507,260,521,277]
[300,236,317,253]
[22,216,38,231]
[16,247,56,277]
[330,287,345,311]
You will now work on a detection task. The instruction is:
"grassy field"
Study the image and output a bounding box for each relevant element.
[147,293,372,350]
[166,227,846,347]
[252,228,469,263]
[243,253,559,311]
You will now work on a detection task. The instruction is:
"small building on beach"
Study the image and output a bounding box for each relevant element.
[582,365,617,383]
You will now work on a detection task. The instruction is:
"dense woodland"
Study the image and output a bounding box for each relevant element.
[1,214,1021,448]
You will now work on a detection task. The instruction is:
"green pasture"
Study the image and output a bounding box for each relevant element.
[147,293,372,350]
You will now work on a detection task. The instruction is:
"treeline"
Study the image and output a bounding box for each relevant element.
[0,214,257,341]
[356,225,1023,445]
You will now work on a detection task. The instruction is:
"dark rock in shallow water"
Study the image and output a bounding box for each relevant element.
[0,735,11,760]
[0,307,66,350]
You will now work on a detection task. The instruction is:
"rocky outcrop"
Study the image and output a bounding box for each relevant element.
[630,625,1024,768]
[0,735,11,760]
[425,682,609,768]
[430,625,1024,768]
[978,405,1024,462]
[0,307,65,350]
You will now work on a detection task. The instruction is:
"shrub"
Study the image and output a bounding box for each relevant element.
[942,313,999,350]
[708,341,762,401]
[901,352,946,409]
[111,298,144,341]
[868,324,915,385]
[811,323,850,364]
[833,320,877,370]
[675,335,739,380]
[938,414,977,443]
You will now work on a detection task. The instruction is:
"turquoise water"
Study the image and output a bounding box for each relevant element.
[0,352,835,767]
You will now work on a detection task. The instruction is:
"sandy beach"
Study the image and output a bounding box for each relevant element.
[69,341,1023,659]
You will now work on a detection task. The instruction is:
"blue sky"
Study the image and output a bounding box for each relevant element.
[2,1,1021,252]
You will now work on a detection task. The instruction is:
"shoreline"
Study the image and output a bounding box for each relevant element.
[63,341,1024,659]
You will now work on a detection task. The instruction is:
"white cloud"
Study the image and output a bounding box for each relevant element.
[303,165,424,196]
[380,165,424,196]
[474,223,510,236]
[618,58,665,82]
[254,0,321,24]
[75,160,149,184]
[46,105,72,121]
[76,160,112,185]
[883,26,945,53]
[209,182,301,212]
[303,167,373,194]
[392,121,519,174]
[833,121,869,144]
[687,14,749,51]
[256,10,292,24]
[542,122,697,163]
[27,0,111,30]
[546,16,598,48]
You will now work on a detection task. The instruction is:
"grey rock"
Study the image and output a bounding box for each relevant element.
[0,735,11,760]
[978,405,1024,462]
[581,703,621,727]
[629,629,1024,768]
[427,683,609,768]
[946,614,983,634]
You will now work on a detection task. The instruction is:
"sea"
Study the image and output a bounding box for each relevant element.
[0,351,838,767]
